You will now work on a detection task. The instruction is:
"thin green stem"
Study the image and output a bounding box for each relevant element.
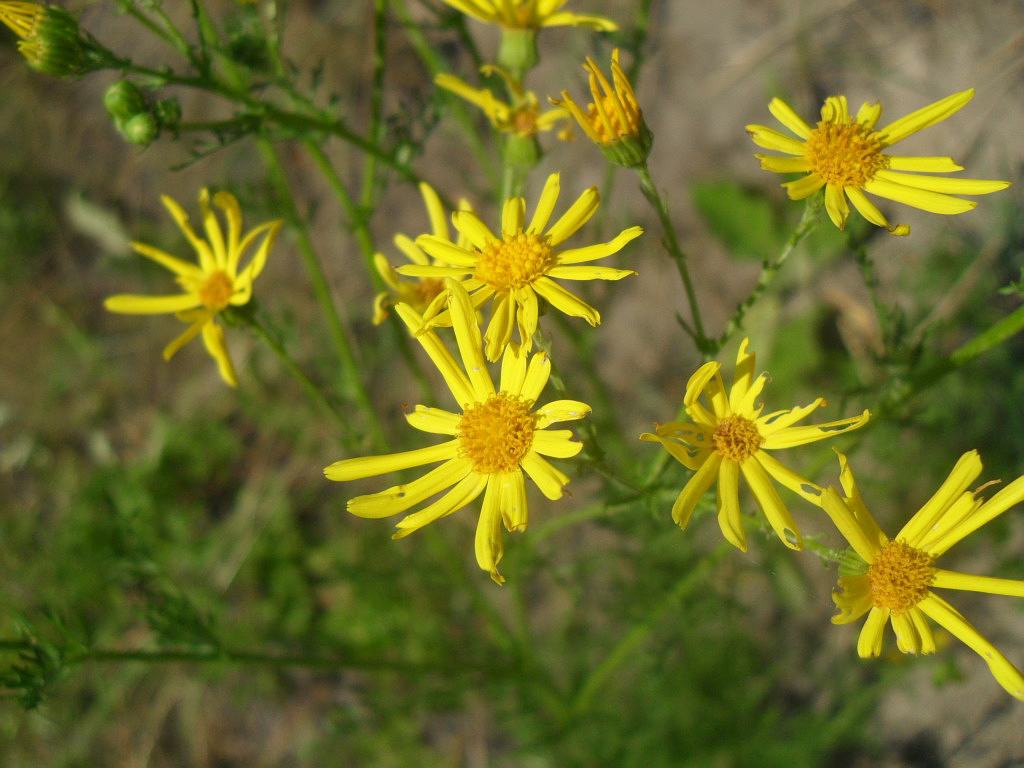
[567,541,731,720]
[257,140,387,450]
[243,311,349,436]
[635,163,709,354]
[714,194,822,355]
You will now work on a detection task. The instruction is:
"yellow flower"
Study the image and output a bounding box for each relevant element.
[551,48,651,167]
[401,172,642,361]
[640,339,870,551]
[325,281,590,584]
[439,0,616,30]
[747,90,1010,236]
[0,1,89,76]
[821,450,1024,700]
[105,189,282,387]
[372,182,472,325]
[436,67,571,139]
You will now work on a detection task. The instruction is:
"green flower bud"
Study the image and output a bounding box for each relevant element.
[121,112,159,148]
[14,5,90,77]
[104,81,146,121]
[154,97,182,128]
[496,28,538,78]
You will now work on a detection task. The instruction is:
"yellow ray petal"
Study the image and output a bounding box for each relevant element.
[474,478,505,584]
[918,593,1024,700]
[555,225,643,264]
[783,173,826,200]
[864,177,978,214]
[200,320,237,387]
[820,487,884,563]
[520,451,570,500]
[768,97,812,138]
[875,168,1010,196]
[898,450,982,545]
[742,456,801,549]
[528,173,560,234]
[717,459,746,551]
[347,458,473,518]
[671,452,721,529]
[754,450,824,505]
[876,89,974,146]
[856,606,888,658]
[532,277,600,325]
[519,350,551,403]
[497,468,528,531]
[394,471,488,537]
[530,430,583,459]
[324,441,459,481]
[534,399,591,428]
[745,124,807,156]
[931,569,1024,598]
[545,186,599,245]
[886,156,964,173]
[105,293,201,315]
[546,265,637,281]
[405,405,461,435]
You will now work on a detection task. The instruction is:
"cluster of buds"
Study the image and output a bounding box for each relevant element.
[103,80,180,148]
[0,2,97,77]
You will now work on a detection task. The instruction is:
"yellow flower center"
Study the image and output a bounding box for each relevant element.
[868,540,935,613]
[805,121,888,187]
[457,392,536,474]
[474,231,552,291]
[199,270,234,310]
[712,414,764,463]
[510,104,541,137]
[587,95,637,144]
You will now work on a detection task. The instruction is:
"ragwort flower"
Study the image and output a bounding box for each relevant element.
[0,1,90,76]
[551,48,652,167]
[401,172,642,361]
[437,68,571,139]
[325,281,590,584]
[372,182,470,325]
[439,0,616,31]
[747,90,1010,236]
[640,339,869,551]
[822,450,1024,700]
[105,189,282,387]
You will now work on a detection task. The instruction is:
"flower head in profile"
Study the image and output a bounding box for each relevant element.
[640,339,869,551]
[821,450,1024,700]
[437,67,571,139]
[401,172,642,361]
[105,189,282,387]
[551,48,652,167]
[325,281,590,584]
[0,1,91,76]
[372,182,472,325]
[440,0,616,31]
[747,90,1010,236]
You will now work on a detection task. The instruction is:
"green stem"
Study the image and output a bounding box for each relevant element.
[635,163,709,354]
[256,140,387,450]
[244,311,349,435]
[713,194,822,355]
[567,542,730,720]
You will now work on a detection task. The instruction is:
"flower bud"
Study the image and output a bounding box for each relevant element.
[122,112,159,148]
[0,4,91,77]
[104,80,146,121]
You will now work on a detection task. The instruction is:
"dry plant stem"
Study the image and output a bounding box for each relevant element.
[567,541,731,721]
[635,163,709,353]
[715,195,822,354]
[257,140,387,450]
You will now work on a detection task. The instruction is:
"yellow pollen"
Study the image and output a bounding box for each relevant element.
[805,120,888,187]
[474,231,552,291]
[712,414,764,463]
[868,540,935,613]
[457,392,536,474]
[198,270,234,310]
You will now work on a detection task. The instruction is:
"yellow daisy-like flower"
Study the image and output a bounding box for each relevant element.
[747,90,1011,236]
[436,67,571,139]
[400,172,643,362]
[551,48,652,167]
[372,182,471,325]
[105,189,282,387]
[821,450,1024,700]
[325,280,590,584]
[640,339,870,551]
[440,0,616,30]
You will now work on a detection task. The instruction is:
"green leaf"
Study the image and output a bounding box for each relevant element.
[692,180,781,260]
